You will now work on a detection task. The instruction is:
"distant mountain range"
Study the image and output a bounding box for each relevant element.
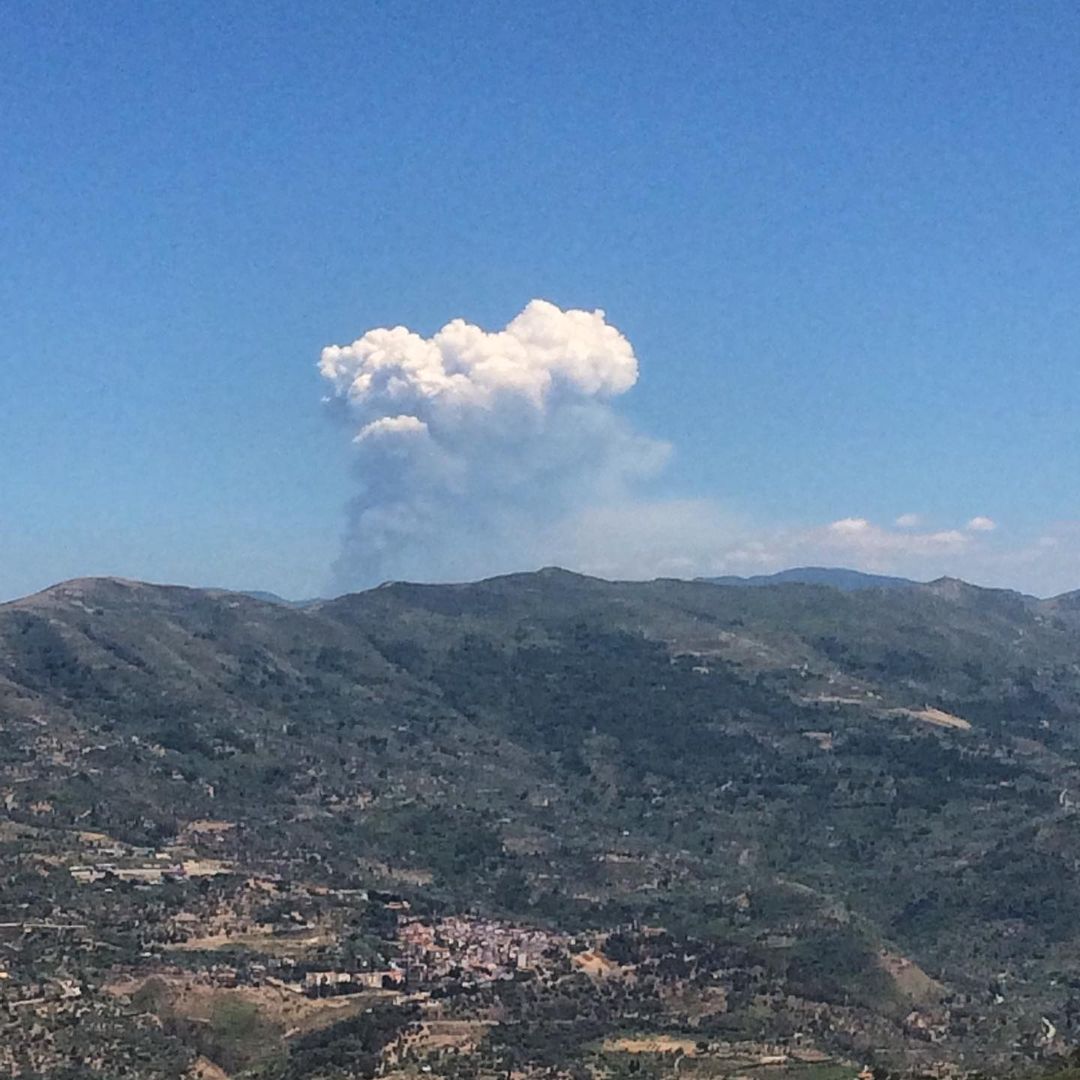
[238,566,1079,605]
[239,589,320,608]
[699,565,919,591]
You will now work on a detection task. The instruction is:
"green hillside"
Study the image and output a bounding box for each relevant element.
[4,570,1080,1076]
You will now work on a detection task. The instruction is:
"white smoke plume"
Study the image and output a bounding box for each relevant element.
[319,300,1017,593]
[320,300,669,589]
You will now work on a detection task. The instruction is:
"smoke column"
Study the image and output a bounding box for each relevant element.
[319,299,668,589]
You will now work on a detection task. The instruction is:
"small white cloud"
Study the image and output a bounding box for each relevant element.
[821,519,970,559]
[895,513,922,529]
[926,529,970,548]
[829,517,871,534]
[966,516,997,533]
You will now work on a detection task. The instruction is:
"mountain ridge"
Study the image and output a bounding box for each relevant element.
[698,565,921,592]
[7,568,1080,1071]
[10,563,1080,610]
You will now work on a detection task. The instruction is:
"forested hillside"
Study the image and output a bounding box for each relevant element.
[5,570,1080,1076]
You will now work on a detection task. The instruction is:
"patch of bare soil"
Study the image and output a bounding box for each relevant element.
[573,950,622,978]
[603,1036,702,1055]
[188,1057,230,1080]
[112,973,382,1037]
[406,1019,493,1053]
[878,950,946,1004]
[166,923,333,957]
[895,707,972,731]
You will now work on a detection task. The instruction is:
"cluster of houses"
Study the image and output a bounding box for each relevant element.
[396,916,561,984]
[290,917,565,1001]
[301,967,405,996]
[2,977,82,1010]
[70,859,186,885]
[67,837,233,886]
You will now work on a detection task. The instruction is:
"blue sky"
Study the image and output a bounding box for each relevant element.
[3,0,1080,599]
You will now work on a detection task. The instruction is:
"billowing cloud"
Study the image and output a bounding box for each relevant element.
[320,299,639,415]
[318,301,1072,597]
[320,300,668,589]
